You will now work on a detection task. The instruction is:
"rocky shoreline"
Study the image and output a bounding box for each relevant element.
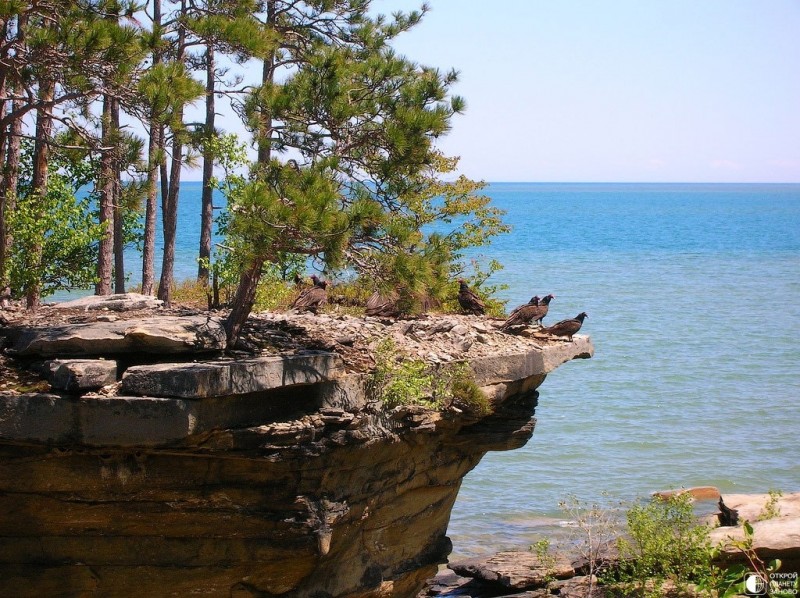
[418,490,800,598]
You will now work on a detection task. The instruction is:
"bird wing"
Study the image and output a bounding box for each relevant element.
[292,287,326,310]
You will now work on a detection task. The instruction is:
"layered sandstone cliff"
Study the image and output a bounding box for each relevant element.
[0,297,593,597]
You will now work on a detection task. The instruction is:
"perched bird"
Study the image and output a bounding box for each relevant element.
[457,279,486,315]
[533,294,554,326]
[542,312,588,341]
[365,291,400,318]
[508,295,540,318]
[500,294,554,331]
[292,278,328,313]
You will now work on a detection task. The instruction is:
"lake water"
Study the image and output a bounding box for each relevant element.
[57,181,800,558]
[447,183,800,557]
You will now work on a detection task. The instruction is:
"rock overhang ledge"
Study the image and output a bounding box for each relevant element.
[0,307,594,597]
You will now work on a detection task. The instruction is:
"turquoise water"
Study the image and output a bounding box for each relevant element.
[57,182,800,557]
[447,183,800,557]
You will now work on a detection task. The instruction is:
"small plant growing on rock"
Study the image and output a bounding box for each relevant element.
[530,537,558,586]
[756,488,783,521]
[559,493,622,596]
[439,361,491,416]
[369,338,437,408]
[369,339,490,414]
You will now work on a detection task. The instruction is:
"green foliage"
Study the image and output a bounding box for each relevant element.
[615,494,715,596]
[757,489,783,521]
[529,538,558,586]
[218,4,509,337]
[370,338,436,408]
[136,61,205,130]
[369,338,490,414]
[442,361,491,416]
[6,142,104,299]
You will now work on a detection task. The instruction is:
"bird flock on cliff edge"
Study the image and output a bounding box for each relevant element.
[290,275,587,341]
[456,279,587,340]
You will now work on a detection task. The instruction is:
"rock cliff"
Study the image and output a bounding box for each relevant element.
[0,297,593,597]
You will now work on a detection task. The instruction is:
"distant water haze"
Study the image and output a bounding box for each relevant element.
[53,182,800,557]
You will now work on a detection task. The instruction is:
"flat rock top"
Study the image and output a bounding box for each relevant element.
[1,294,593,381]
[246,311,591,373]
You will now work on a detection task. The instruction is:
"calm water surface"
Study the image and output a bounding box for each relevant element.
[448,183,800,557]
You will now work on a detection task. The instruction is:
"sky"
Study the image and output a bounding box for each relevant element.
[361,0,800,183]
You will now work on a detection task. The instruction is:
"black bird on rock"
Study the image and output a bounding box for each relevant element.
[457,279,486,315]
[542,312,588,341]
[508,295,540,318]
[500,294,554,332]
[291,277,328,314]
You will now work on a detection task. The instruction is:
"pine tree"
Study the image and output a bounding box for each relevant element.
[222,2,508,344]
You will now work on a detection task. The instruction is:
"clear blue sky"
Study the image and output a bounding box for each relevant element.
[367,0,800,183]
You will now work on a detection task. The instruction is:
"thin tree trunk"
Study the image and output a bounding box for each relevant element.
[198,45,215,282]
[157,114,183,305]
[1,98,23,299]
[2,15,25,299]
[142,122,159,296]
[256,2,275,166]
[157,0,187,306]
[111,98,125,293]
[113,177,125,292]
[141,0,161,297]
[26,79,55,309]
[95,95,114,295]
[0,77,8,293]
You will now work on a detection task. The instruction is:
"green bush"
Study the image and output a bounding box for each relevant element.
[615,493,715,596]
[369,338,490,414]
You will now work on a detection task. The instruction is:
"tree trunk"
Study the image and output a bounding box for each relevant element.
[1,98,22,294]
[157,128,180,305]
[3,16,25,300]
[198,45,215,282]
[223,257,264,345]
[256,3,275,166]
[111,98,125,293]
[141,121,159,296]
[225,0,275,345]
[157,0,187,306]
[26,79,55,309]
[0,79,9,293]
[113,178,125,293]
[141,0,161,297]
[95,95,114,296]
